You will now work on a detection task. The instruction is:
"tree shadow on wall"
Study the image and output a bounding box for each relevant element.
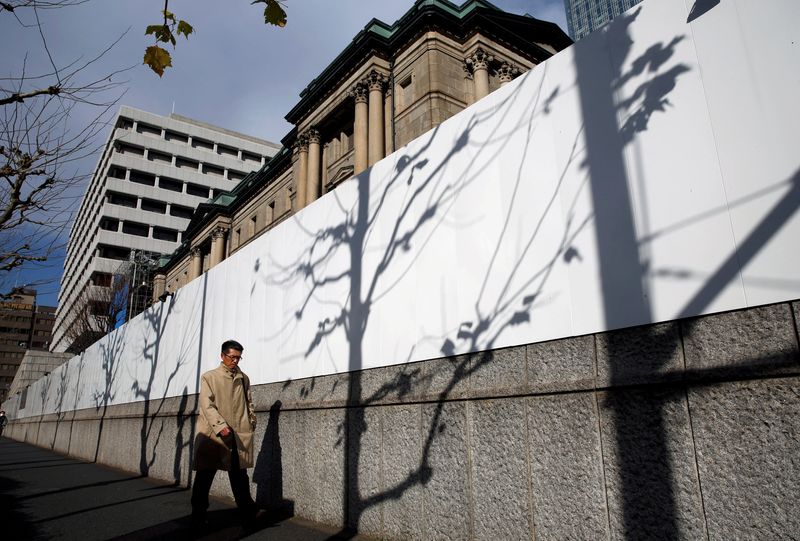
[260,68,577,536]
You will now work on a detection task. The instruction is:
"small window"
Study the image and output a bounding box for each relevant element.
[176,157,199,170]
[148,150,172,164]
[266,200,275,223]
[202,163,224,176]
[249,215,257,237]
[217,144,237,157]
[228,170,246,182]
[186,183,209,198]
[159,176,183,192]
[192,138,214,151]
[136,122,162,137]
[165,130,188,143]
[108,166,126,179]
[234,228,241,247]
[98,244,131,261]
[129,170,156,186]
[152,227,178,242]
[107,192,138,208]
[99,217,119,231]
[169,204,193,219]
[242,151,261,164]
[116,117,133,130]
[116,142,144,156]
[122,221,149,237]
[91,272,113,287]
[141,198,167,214]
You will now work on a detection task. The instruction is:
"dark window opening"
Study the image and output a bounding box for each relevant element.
[186,183,209,198]
[108,166,126,180]
[141,198,167,214]
[202,163,224,176]
[217,144,237,157]
[192,138,214,151]
[122,221,149,237]
[107,192,137,208]
[176,157,199,170]
[165,130,188,143]
[159,176,183,192]
[148,150,172,164]
[129,170,156,186]
[152,227,178,242]
[169,204,193,219]
[99,217,119,231]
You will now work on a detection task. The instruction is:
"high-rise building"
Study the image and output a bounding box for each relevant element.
[0,289,56,402]
[563,0,643,40]
[51,107,279,353]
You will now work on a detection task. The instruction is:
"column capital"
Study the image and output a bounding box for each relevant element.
[190,247,201,258]
[293,133,309,152]
[363,69,387,92]
[350,82,369,103]
[497,61,521,83]
[211,226,227,240]
[465,47,494,72]
[306,127,320,145]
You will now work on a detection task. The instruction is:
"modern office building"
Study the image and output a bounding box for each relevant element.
[156,0,572,294]
[0,289,56,402]
[51,106,280,353]
[563,0,643,40]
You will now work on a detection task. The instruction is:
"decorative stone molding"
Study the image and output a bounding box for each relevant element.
[306,127,321,145]
[294,132,309,152]
[211,226,227,240]
[364,69,388,92]
[465,47,494,73]
[497,61,521,84]
[350,82,369,103]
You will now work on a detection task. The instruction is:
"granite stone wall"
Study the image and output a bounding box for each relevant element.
[7,301,800,539]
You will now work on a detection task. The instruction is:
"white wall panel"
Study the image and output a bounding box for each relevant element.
[6,0,799,418]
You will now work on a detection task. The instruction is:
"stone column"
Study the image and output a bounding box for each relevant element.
[306,128,321,204]
[189,248,202,280]
[294,135,309,208]
[466,47,493,100]
[366,70,387,167]
[152,273,166,301]
[210,227,227,268]
[352,83,369,175]
[322,142,330,194]
[497,61,520,86]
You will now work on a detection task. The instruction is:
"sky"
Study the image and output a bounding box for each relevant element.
[1,0,568,306]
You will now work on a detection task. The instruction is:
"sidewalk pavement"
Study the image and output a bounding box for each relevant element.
[0,438,375,541]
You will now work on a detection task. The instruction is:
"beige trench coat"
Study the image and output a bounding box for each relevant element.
[192,364,257,471]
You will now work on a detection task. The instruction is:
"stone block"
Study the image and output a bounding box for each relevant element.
[34,419,56,449]
[528,393,609,540]
[596,322,683,387]
[252,402,293,511]
[347,407,383,533]
[314,408,346,527]
[470,398,531,540]
[597,387,706,540]
[51,416,74,454]
[359,362,425,406]
[292,410,317,520]
[793,301,800,337]
[688,377,800,539]
[421,401,471,540]
[682,303,800,379]
[469,347,527,398]
[527,335,595,393]
[67,419,102,462]
[382,404,424,541]
[418,355,472,401]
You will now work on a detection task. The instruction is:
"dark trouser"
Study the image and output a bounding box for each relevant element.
[191,444,255,520]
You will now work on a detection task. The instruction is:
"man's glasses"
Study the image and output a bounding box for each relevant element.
[223,353,243,362]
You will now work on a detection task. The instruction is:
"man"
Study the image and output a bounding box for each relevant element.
[191,340,258,526]
[0,410,7,437]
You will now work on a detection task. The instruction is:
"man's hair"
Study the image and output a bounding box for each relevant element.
[221,340,244,353]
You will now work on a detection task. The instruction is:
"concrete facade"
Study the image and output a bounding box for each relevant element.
[564,0,643,40]
[52,106,279,353]
[0,290,56,402]
[5,301,799,539]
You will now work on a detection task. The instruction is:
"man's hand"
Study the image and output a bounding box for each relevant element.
[218,427,235,449]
